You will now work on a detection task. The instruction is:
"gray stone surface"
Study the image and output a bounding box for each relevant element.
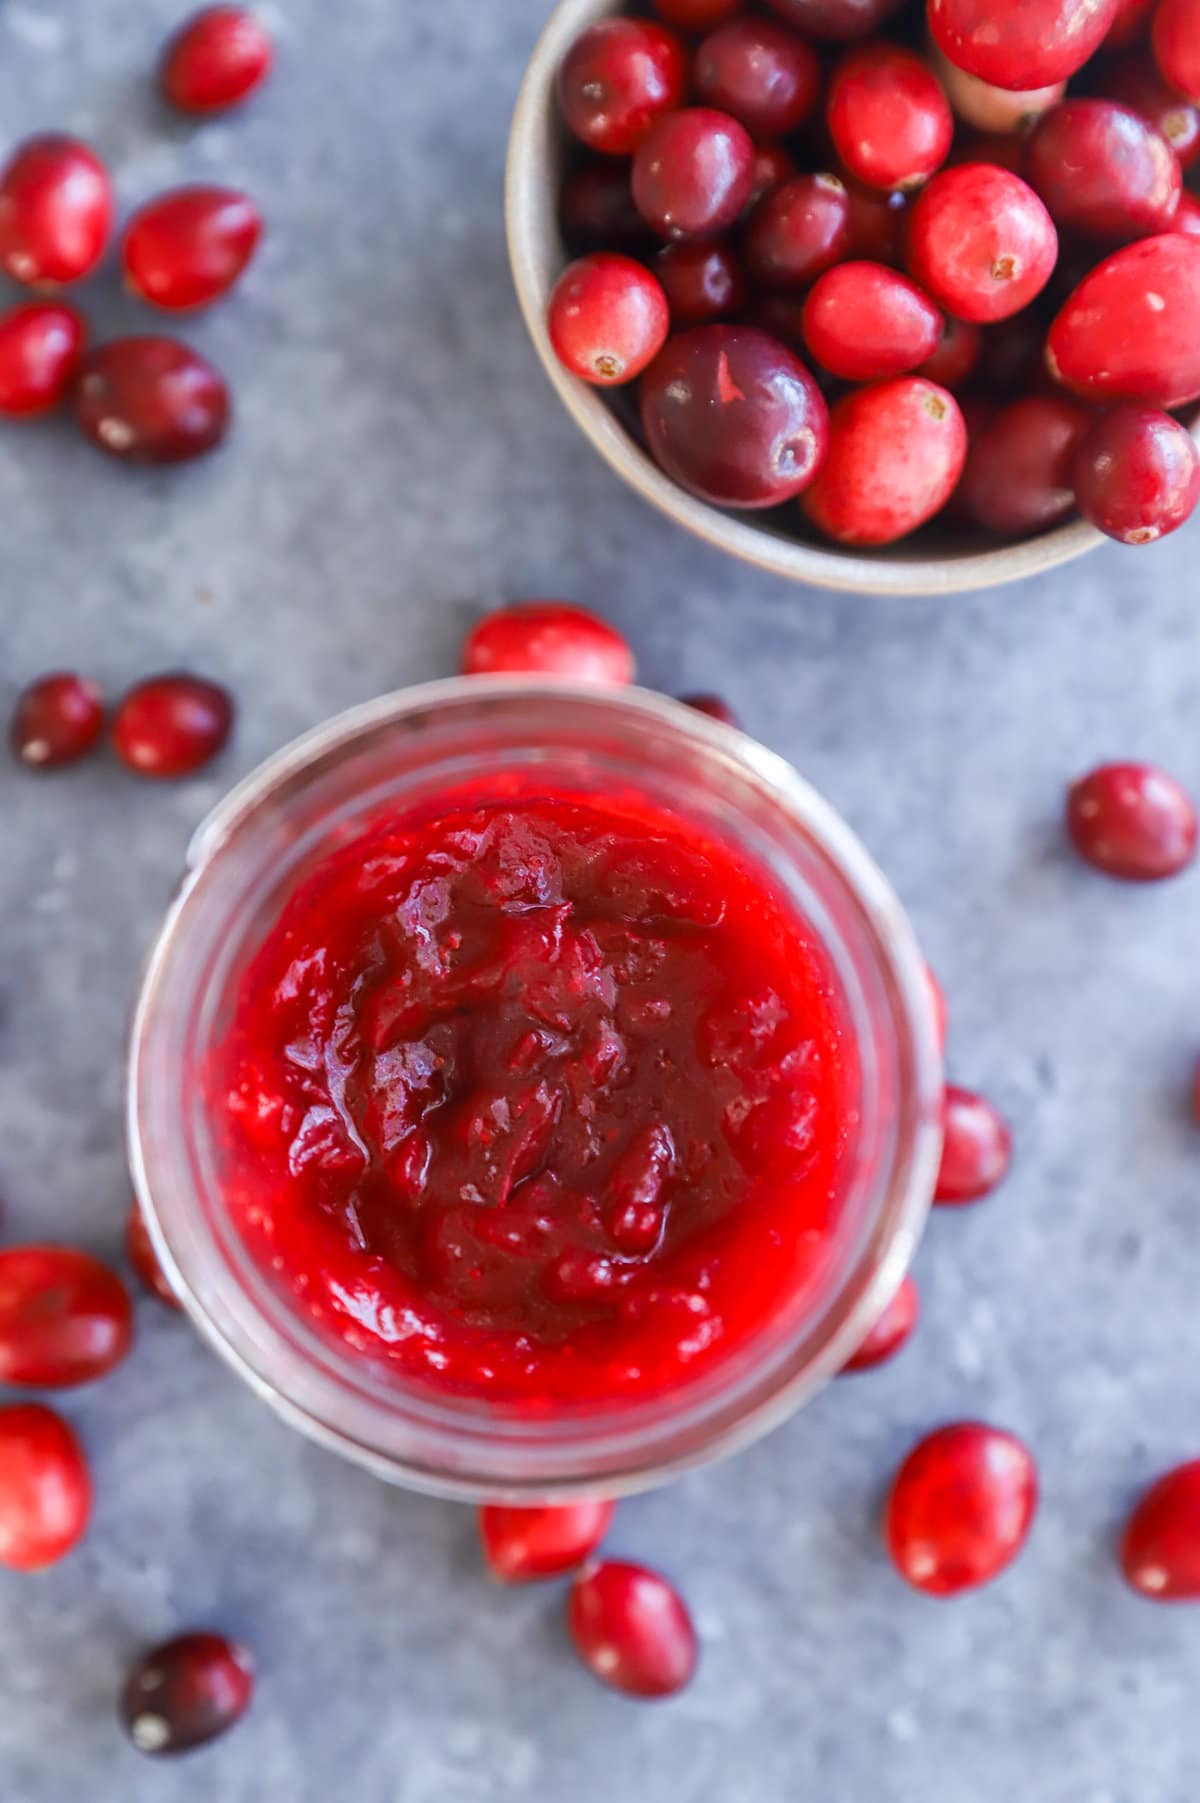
[2,1,1199,1797]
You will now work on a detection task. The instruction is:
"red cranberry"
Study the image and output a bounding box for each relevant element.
[744,173,853,289]
[560,160,650,251]
[908,164,1058,323]
[1073,404,1200,544]
[548,254,669,385]
[935,1085,1011,1204]
[656,237,745,325]
[802,378,966,545]
[827,45,953,193]
[931,46,1064,133]
[112,674,233,778]
[803,261,942,381]
[75,337,229,464]
[461,603,634,684]
[1153,0,1200,104]
[694,19,821,142]
[762,0,904,41]
[568,1561,697,1697]
[885,1422,1037,1596]
[479,1500,615,1582]
[0,1404,90,1570]
[1107,57,1200,170]
[126,1206,182,1309]
[917,314,981,389]
[559,20,687,157]
[123,186,261,312]
[160,6,272,114]
[0,302,85,417]
[0,135,112,287]
[632,108,755,239]
[1066,762,1197,880]
[1122,1461,1200,1599]
[641,325,829,508]
[0,1246,133,1388]
[1176,192,1200,239]
[1047,234,1200,407]
[928,0,1121,89]
[1105,0,1156,48]
[680,692,740,726]
[121,1632,254,1755]
[843,180,909,265]
[747,143,797,209]
[653,0,744,26]
[958,394,1092,535]
[841,1274,919,1373]
[743,291,808,348]
[10,672,103,769]
[1027,101,1181,243]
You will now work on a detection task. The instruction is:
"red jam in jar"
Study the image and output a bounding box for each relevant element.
[215,782,855,1403]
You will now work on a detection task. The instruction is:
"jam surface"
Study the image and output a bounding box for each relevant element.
[217,786,855,1402]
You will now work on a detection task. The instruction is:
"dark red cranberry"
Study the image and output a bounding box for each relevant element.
[0,1247,133,1388]
[1073,404,1200,544]
[1027,101,1181,243]
[743,173,853,290]
[743,292,808,349]
[1122,1461,1200,1599]
[111,674,233,778]
[916,314,981,389]
[0,135,112,286]
[947,130,1030,177]
[762,0,905,41]
[641,325,829,508]
[827,45,953,193]
[1153,0,1200,106]
[558,20,687,157]
[974,311,1045,397]
[560,160,651,251]
[480,1500,615,1582]
[1046,235,1200,409]
[958,394,1091,535]
[125,1206,182,1309]
[935,1085,1011,1204]
[0,302,85,417]
[885,1422,1037,1596]
[802,378,966,545]
[0,1404,90,1570]
[680,692,740,727]
[75,337,229,464]
[843,180,909,265]
[1066,762,1197,881]
[803,261,942,382]
[928,0,1121,89]
[653,0,744,24]
[655,237,745,325]
[123,186,261,312]
[931,47,1064,134]
[160,6,273,113]
[10,672,103,769]
[694,19,821,141]
[548,254,669,385]
[461,603,634,683]
[568,1561,697,1697]
[632,108,755,239]
[121,1632,254,1755]
[747,143,796,209]
[908,164,1058,323]
[841,1274,919,1373]
[1107,57,1200,171]
[1105,0,1156,49]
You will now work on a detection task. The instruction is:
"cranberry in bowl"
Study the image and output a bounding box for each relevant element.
[129,680,941,1498]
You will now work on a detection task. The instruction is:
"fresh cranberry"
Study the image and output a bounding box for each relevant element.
[1107,57,1200,170]
[479,1500,615,1582]
[0,135,112,287]
[681,692,740,726]
[1153,0,1200,105]
[1073,404,1200,544]
[641,325,829,507]
[111,674,233,778]
[747,143,797,209]
[653,0,745,27]
[958,394,1092,535]
[1066,762,1197,880]
[930,46,1064,133]
[160,6,272,113]
[0,302,85,417]
[121,1632,254,1755]
[802,378,966,545]
[843,180,909,265]
[885,1422,1037,1596]
[1173,191,1200,239]
[1121,1461,1200,1599]
[827,45,953,193]
[917,314,981,389]
[935,1085,1011,1204]
[694,19,821,141]
[926,963,948,1051]
[10,672,103,769]
[548,254,669,385]
[632,108,755,239]
[461,603,634,684]
[0,1404,90,1570]
[928,0,1121,89]
[560,160,650,251]
[558,20,687,157]
[743,173,853,289]
[841,1274,919,1373]
[1027,101,1181,243]
[125,1206,182,1309]
[123,186,261,312]
[743,292,809,348]
[75,337,229,463]
[803,261,942,382]
[1046,234,1200,407]
[1105,0,1156,48]
[568,1561,697,1697]
[907,164,1058,323]
[0,1246,133,1388]
[762,0,904,41]
[655,237,745,325]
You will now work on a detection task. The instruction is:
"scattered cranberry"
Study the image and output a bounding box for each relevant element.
[10,672,104,769]
[479,1500,615,1582]
[958,394,1091,535]
[762,0,905,41]
[928,0,1121,89]
[841,1274,919,1373]
[843,180,909,266]
[930,46,1064,133]
[885,1422,1037,1596]
[935,1085,1011,1204]
[917,315,981,389]
[123,186,262,312]
[652,0,744,27]
[1027,101,1181,243]
[125,1205,182,1309]
[121,1632,254,1755]
[0,1404,91,1570]
[548,253,669,385]
[747,143,797,209]
[1047,233,1200,408]
[560,160,649,251]
[743,173,853,289]
[1073,404,1200,545]
[568,1561,697,1698]
[681,692,740,726]
[75,337,229,464]
[1105,0,1156,48]
[803,262,942,382]
[632,108,755,240]
[694,19,821,142]
[0,302,85,418]
[0,134,112,287]
[160,6,273,114]
[907,164,1058,324]
[558,19,687,157]
[1065,762,1197,881]
[641,325,829,507]
[1121,1461,1200,1599]
[0,1246,133,1388]
[461,603,635,684]
[1107,57,1200,171]
[1153,0,1200,105]
[655,237,745,325]
[802,378,966,545]
[827,45,953,193]
[111,674,234,778]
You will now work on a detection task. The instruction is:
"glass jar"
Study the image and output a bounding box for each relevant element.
[128,678,942,1501]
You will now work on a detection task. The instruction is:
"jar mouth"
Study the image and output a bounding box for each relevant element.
[128,678,942,1500]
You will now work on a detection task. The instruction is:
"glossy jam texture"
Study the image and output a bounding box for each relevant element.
[216,787,854,1403]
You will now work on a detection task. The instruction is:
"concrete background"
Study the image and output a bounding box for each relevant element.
[2,2,1199,1797]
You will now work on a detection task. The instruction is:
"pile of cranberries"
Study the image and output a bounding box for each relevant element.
[0,5,272,462]
[549,0,1200,549]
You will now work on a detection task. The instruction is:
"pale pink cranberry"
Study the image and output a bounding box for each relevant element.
[886,1422,1037,1596]
[935,1085,1011,1205]
[479,1500,615,1582]
[121,1633,254,1755]
[568,1561,697,1697]
[547,254,669,385]
[461,603,634,684]
[930,45,1064,133]
[907,164,1058,324]
[826,44,953,192]
[0,1404,91,1570]
[1122,1461,1200,1599]
[1073,405,1200,545]
[841,1274,919,1373]
[802,378,966,545]
[10,672,104,768]
[1066,762,1197,881]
